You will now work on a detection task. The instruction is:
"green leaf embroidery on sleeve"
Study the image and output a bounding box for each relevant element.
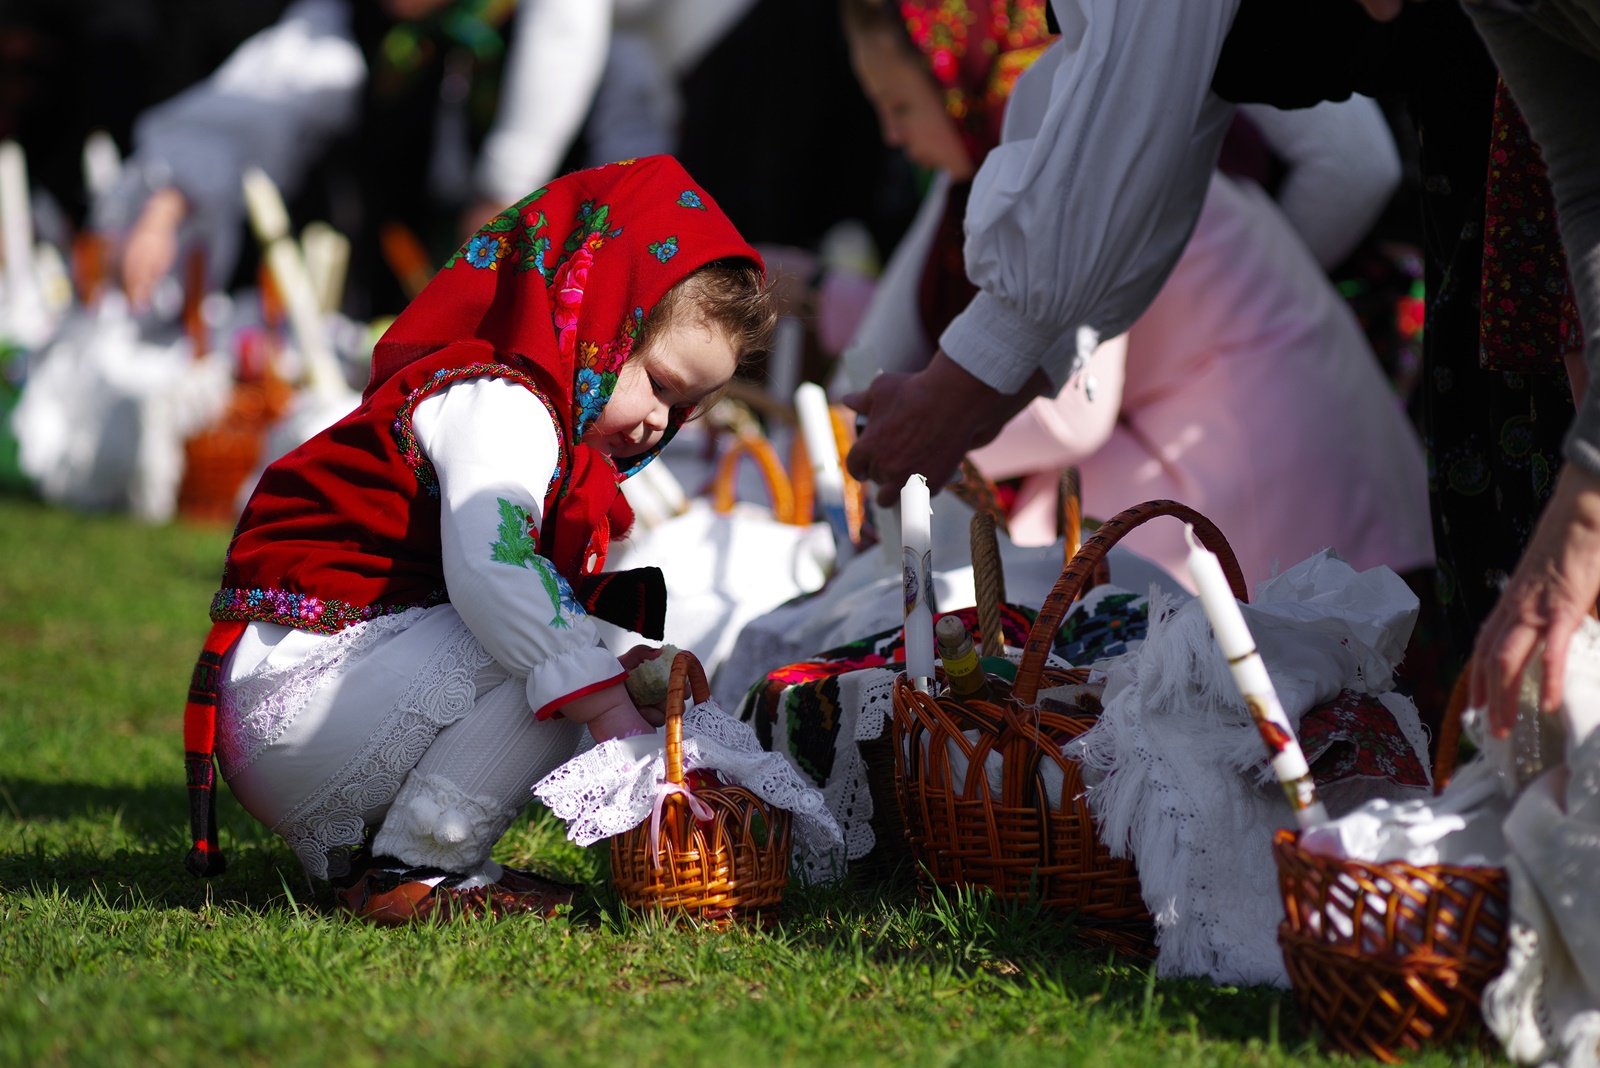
[489,498,539,567]
[488,497,570,628]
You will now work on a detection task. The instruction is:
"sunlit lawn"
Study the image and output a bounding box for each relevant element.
[0,496,1499,1066]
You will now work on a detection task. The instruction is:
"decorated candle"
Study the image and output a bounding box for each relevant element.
[1184,525,1328,829]
[794,382,852,553]
[901,474,935,693]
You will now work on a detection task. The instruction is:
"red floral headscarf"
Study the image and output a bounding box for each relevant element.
[367,156,761,578]
[893,1,1051,345]
[369,155,761,478]
[898,0,1053,162]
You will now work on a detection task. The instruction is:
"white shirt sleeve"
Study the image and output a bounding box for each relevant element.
[473,0,613,205]
[940,0,1240,394]
[413,376,625,718]
[1238,98,1401,270]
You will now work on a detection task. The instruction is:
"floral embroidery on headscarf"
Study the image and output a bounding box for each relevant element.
[368,156,764,597]
[571,306,640,439]
[898,0,1053,161]
[447,187,553,279]
[677,190,705,210]
[464,233,505,270]
[647,236,679,263]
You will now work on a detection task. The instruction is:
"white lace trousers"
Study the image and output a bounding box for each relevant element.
[217,605,583,880]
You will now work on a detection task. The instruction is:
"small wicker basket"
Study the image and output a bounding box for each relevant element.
[1274,677,1510,1063]
[176,371,293,524]
[892,500,1246,940]
[610,651,793,921]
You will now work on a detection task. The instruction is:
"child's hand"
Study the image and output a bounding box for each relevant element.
[560,682,655,743]
[618,644,665,672]
[621,643,679,714]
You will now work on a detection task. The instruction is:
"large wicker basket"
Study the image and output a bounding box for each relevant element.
[610,651,793,921]
[891,500,1246,938]
[1274,676,1510,1062]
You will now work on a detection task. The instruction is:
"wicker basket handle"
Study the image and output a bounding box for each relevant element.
[711,433,798,525]
[833,405,868,546]
[1012,499,1247,704]
[787,433,816,532]
[971,510,1007,658]
[662,649,711,786]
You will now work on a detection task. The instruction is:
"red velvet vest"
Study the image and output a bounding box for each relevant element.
[211,342,601,634]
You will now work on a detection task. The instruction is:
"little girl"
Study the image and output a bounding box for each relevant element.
[182,156,774,924]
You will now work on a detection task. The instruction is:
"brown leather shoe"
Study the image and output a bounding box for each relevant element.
[493,864,577,906]
[334,865,567,926]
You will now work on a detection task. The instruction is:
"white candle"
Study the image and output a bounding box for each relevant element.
[794,382,851,553]
[0,140,35,304]
[1184,525,1328,829]
[241,167,345,400]
[901,474,935,692]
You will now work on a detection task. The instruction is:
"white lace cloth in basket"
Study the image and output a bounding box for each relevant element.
[1068,551,1434,986]
[533,700,843,865]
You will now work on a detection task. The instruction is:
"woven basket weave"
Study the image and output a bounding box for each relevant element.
[1275,677,1510,1062]
[1275,831,1509,1062]
[892,500,1245,938]
[176,372,293,524]
[610,651,793,921]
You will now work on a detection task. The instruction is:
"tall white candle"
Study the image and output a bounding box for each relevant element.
[1184,525,1328,829]
[901,474,935,692]
[0,140,35,304]
[794,382,852,553]
[241,167,344,399]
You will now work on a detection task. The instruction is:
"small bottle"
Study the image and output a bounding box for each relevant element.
[935,615,996,701]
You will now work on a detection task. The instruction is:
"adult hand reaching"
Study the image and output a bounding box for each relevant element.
[842,350,1046,507]
[119,186,189,312]
[1471,465,1600,736]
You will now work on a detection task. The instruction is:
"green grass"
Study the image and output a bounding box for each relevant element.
[0,496,1500,1067]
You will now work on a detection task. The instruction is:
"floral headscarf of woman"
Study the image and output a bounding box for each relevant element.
[897,0,1053,162]
[369,154,765,479]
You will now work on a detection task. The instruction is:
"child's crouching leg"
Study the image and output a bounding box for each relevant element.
[343,678,583,923]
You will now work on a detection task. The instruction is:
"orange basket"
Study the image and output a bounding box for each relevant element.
[710,432,802,525]
[610,651,793,921]
[891,500,1245,940]
[1274,677,1510,1062]
[177,371,293,524]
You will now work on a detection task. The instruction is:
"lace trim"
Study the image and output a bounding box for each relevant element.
[217,609,427,778]
[533,700,843,863]
[370,771,522,874]
[273,619,494,880]
[784,649,1072,882]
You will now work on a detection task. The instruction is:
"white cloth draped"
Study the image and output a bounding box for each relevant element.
[1069,551,1432,986]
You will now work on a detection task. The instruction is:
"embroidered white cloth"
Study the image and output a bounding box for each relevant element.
[533,699,843,865]
[1478,619,1600,1068]
[712,491,1183,708]
[1068,550,1433,986]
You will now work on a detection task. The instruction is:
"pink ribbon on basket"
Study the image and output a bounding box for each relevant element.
[648,780,715,869]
